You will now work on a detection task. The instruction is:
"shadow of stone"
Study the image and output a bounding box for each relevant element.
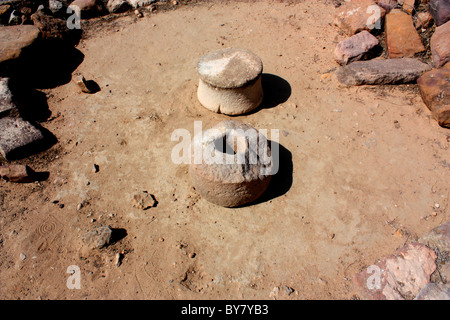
[259,73,292,109]
[110,228,128,245]
[238,73,292,116]
[236,141,293,207]
[8,78,52,122]
[84,79,101,94]
[3,121,58,160]
[3,38,85,89]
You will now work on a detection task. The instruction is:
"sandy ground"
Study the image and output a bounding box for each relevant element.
[0,0,449,300]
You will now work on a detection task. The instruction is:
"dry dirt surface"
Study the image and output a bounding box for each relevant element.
[1,0,449,300]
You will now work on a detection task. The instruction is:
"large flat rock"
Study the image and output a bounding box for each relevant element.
[385,9,425,58]
[0,25,41,66]
[336,58,431,85]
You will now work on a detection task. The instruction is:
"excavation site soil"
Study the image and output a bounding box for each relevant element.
[1,0,449,300]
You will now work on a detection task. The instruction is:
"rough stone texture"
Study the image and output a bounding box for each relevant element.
[127,0,157,8]
[82,225,113,249]
[428,0,450,26]
[352,243,437,300]
[334,30,380,65]
[0,117,45,160]
[69,0,104,15]
[0,164,34,182]
[415,11,433,28]
[30,11,72,40]
[197,47,263,89]
[414,283,450,300]
[385,9,425,58]
[336,57,431,85]
[132,191,157,210]
[430,20,450,68]
[107,0,130,13]
[49,0,64,14]
[417,63,450,128]
[0,25,40,65]
[334,0,386,36]
[402,0,416,13]
[0,77,16,117]
[189,120,272,207]
[376,0,398,11]
[418,221,450,252]
[73,74,91,93]
[197,48,264,115]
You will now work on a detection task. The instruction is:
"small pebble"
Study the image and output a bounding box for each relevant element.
[20,253,26,261]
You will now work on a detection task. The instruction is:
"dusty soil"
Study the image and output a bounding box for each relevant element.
[1,0,449,300]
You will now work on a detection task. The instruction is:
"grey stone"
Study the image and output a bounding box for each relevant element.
[0,77,17,117]
[334,30,380,65]
[7,9,20,25]
[0,117,45,160]
[336,58,431,85]
[419,221,450,253]
[197,47,263,89]
[49,0,64,14]
[82,225,113,249]
[414,283,450,300]
[107,0,130,12]
[429,0,450,26]
[189,120,273,207]
[126,0,157,9]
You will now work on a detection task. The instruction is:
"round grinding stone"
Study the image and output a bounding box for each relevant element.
[189,120,272,207]
[196,48,264,115]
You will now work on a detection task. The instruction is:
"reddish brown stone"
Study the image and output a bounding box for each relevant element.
[417,63,450,128]
[402,0,416,14]
[334,30,380,65]
[334,0,386,36]
[352,243,437,300]
[0,164,35,183]
[415,11,433,29]
[385,9,425,58]
[430,20,450,68]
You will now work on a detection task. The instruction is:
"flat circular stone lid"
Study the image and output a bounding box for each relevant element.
[197,48,263,89]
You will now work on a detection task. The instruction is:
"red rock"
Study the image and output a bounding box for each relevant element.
[334,0,386,36]
[417,64,450,128]
[334,30,380,65]
[385,9,425,58]
[0,164,35,183]
[415,11,433,29]
[352,243,437,300]
[430,20,450,68]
